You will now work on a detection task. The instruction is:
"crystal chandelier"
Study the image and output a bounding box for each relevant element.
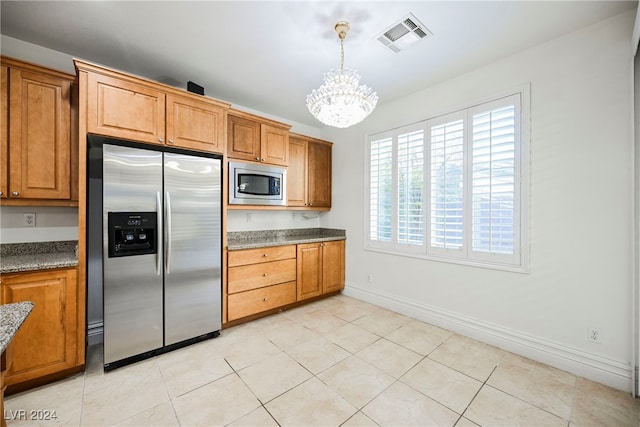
[306,21,378,128]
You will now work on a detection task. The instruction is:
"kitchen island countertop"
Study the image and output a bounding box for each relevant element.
[227,228,345,250]
[0,302,34,354]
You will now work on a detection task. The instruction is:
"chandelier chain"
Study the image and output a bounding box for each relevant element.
[340,38,345,73]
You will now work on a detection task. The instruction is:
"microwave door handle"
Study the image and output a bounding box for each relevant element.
[165,191,172,274]
[156,191,162,276]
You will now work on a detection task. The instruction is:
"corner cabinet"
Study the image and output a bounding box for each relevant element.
[287,134,332,209]
[0,268,83,391]
[77,60,229,154]
[227,110,290,166]
[1,57,77,205]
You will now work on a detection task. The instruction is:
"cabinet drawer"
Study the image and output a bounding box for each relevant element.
[227,281,296,321]
[228,245,296,267]
[228,258,296,293]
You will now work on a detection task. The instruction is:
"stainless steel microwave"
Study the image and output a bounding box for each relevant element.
[228,161,287,206]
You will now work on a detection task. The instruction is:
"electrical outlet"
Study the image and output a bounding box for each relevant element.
[588,328,602,344]
[23,213,36,227]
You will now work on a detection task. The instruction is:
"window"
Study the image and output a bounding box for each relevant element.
[366,92,528,271]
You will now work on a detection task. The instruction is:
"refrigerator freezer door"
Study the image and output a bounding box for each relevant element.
[164,153,222,345]
[103,144,164,365]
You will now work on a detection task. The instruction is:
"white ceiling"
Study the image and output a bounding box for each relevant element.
[1,1,636,128]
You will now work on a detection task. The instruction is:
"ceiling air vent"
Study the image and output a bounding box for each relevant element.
[377,13,432,53]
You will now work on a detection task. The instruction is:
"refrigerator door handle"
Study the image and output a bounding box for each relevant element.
[165,191,172,274]
[156,191,162,276]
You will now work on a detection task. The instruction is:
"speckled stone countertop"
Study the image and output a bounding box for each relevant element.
[0,241,78,274]
[228,228,346,250]
[0,301,33,354]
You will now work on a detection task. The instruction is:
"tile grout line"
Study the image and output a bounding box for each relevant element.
[456,364,498,425]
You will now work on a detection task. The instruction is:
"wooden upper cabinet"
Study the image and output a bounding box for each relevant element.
[308,141,331,208]
[78,60,229,154]
[227,114,260,161]
[287,137,307,207]
[166,94,225,153]
[227,111,290,166]
[87,72,165,145]
[1,65,8,199]
[287,134,332,209]
[260,124,288,166]
[8,67,71,200]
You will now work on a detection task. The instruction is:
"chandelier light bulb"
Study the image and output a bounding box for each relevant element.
[306,21,378,128]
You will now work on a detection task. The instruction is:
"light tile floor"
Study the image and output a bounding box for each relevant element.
[5,295,640,426]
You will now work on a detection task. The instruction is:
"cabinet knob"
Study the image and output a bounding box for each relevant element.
[168,139,174,144]
[263,273,268,277]
[0,191,3,196]
[256,157,260,161]
[263,254,268,257]
[159,138,164,143]
[11,191,19,196]
[261,158,265,162]
[263,297,268,302]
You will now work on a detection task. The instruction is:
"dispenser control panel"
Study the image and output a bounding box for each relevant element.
[107,212,157,258]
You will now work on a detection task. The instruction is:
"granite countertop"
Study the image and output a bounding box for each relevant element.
[0,301,34,354]
[0,241,78,274]
[228,228,346,250]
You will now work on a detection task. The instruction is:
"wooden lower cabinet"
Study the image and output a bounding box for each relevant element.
[228,281,296,321]
[297,240,345,301]
[0,268,82,388]
[296,243,323,300]
[322,240,346,294]
[226,240,345,323]
[227,245,297,322]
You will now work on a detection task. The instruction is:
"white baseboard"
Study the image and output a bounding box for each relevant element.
[343,281,633,393]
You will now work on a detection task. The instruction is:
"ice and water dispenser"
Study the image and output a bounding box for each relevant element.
[107,212,157,258]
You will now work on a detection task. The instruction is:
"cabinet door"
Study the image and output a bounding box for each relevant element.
[9,68,71,199]
[260,124,288,166]
[297,243,323,300]
[87,72,165,145]
[0,65,7,199]
[1,269,77,385]
[322,240,345,294]
[287,137,307,207]
[308,141,332,208]
[166,94,225,154]
[227,115,260,161]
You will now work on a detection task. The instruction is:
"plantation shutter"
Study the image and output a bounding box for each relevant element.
[369,137,393,243]
[430,118,464,252]
[397,130,425,246]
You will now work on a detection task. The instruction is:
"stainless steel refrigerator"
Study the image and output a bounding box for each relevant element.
[90,138,222,370]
